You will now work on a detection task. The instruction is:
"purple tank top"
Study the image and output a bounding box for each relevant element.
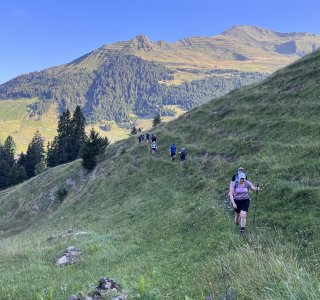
[231,180,253,200]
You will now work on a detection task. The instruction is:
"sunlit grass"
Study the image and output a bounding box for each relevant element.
[2,50,320,298]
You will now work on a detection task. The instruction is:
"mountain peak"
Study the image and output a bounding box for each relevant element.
[221,25,315,40]
[221,25,278,39]
[129,34,153,51]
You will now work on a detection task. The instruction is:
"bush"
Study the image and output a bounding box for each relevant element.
[57,186,68,202]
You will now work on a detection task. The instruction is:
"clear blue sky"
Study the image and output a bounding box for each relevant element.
[1,0,320,84]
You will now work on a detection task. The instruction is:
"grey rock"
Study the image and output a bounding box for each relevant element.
[67,296,79,300]
[56,255,70,266]
[66,246,76,252]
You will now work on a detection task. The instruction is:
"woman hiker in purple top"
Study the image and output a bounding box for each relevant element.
[229,172,259,234]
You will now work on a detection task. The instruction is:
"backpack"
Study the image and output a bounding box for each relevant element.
[180,147,186,155]
[151,141,157,149]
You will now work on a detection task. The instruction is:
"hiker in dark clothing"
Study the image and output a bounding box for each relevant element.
[179,147,187,164]
[141,133,145,143]
[151,134,157,143]
[146,132,150,143]
[138,135,142,144]
[169,143,177,161]
[229,172,259,234]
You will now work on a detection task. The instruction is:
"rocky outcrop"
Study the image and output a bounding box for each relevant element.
[67,278,128,300]
[56,246,82,266]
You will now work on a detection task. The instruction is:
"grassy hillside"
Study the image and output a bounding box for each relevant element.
[0,99,186,152]
[0,99,58,152]
[1,50,320,299]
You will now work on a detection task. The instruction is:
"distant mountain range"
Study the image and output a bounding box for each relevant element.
[1,25,320,123]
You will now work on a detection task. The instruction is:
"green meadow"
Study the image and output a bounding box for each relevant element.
[1,50,320,299]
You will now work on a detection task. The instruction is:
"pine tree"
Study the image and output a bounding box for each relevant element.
[46,107,87,167]
[70,106,86,160]
[0,160,10,190]
[47,138,59,167]
[56,109,73,164]
[152,113,161,128]
[1,136,16,168]
[24,131,45,178]
[9,163,27,185]
[131,125,137,135]
[81,128,109,171]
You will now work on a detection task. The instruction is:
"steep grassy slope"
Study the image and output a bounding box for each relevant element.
[1,50,320,299]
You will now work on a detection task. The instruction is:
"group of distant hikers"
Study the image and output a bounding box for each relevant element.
[138,131,259,234]
[137,132,187,164]
[228,167,260,234]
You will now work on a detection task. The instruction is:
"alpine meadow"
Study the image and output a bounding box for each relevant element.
[1,45,320,299]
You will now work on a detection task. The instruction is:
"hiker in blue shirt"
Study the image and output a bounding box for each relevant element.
[169,143,177,161]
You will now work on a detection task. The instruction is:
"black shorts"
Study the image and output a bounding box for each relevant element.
[234,199,250,213]
[170,152,176,157]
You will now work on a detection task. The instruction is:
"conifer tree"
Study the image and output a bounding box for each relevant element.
[81,128,109,171]
[24,131,45,178]
[70,105,86,160]
[47,138,59,167]
[0,160,10,189]
[47,107,86,166]
[9,163,27,185]
[1,135,16,168]
[152,113,161,128]
[56,109,72,164]
[131,125,137,135]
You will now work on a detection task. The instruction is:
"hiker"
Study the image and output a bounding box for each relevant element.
[229,172,259,234]
[169,143,177,161]
[228,167,248,199]
[146,132,150,143]
[141,133,145,143]
[179,147,187,164]
[151,140,157,154]
[151,134,157,143]
[138,134,142,144]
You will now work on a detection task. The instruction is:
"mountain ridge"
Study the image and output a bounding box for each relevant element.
[0,25,319,127]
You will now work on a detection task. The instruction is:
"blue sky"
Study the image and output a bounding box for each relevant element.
[1,0,320,84]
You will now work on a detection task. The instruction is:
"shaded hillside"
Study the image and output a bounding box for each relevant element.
[1,25,320,124]
[1,49,320,299]
[0,53,265,123]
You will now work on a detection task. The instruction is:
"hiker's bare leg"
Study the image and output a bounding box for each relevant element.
[235,212,240,225]
[240,211,247,228]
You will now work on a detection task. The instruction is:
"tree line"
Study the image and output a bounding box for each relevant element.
[0,106,108,190]
[0,52,266,124]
